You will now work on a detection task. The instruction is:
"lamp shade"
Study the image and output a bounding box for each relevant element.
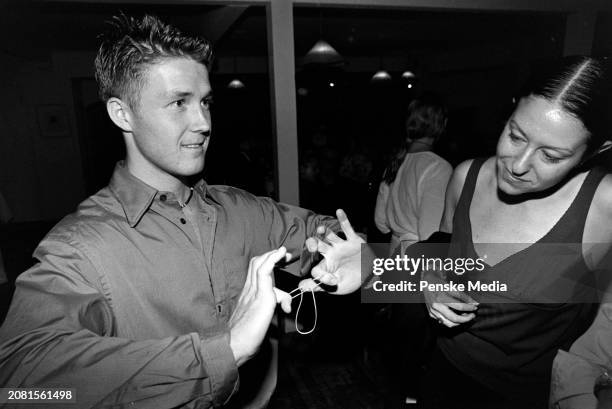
[371,70,392,82]
[401,70,416,79]
[301,39,344,66]
[227,79,245,89]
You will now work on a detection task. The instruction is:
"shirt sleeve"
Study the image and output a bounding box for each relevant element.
[549,302,612,409]
[374,182,391,234]
[0,238,238,409]
[416,160,452,242]
[252,197,340,276]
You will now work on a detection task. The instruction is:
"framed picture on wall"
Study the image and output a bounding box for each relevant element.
[36,105,70,138]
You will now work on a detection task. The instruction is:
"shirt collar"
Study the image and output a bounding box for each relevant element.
[109,161,213,227]
[194,178,221,206]
[108,161,160,227]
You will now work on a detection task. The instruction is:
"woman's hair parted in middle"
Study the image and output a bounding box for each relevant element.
[521,56,612,155]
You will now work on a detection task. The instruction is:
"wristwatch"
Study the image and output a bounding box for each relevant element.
[594,370,612,398]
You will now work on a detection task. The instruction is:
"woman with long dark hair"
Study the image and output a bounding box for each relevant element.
[422,56,612,409]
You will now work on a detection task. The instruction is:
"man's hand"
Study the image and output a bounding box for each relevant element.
[299,209,365,295]
[423,276,478,328]
[229,247,292,367]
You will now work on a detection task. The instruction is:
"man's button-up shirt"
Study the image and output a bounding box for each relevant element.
[0,162,337,408]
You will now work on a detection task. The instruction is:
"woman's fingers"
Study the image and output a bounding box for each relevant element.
[450,290,479,306]
[432,303,476,325]
[305,237,319,253]
[437,315,459,328]
[446,302,478,312]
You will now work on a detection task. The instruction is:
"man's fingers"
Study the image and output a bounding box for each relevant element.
[325,230,342,244]
[245,257,257,296]
[256,247,287,283]
[273,287,292,313]
[336,209,356,238]
[311,269,338,286]
[313,238,332,255]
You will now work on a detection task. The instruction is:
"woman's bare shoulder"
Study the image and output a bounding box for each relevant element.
[593,173,612,220]
[445,159,472,201]
[453,159,474,179]
[583,173,612,268]
[583,172,612,243]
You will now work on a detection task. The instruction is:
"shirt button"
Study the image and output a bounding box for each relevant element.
[216,304,223,313]
[180,218,186,224]
[159,194,167,202]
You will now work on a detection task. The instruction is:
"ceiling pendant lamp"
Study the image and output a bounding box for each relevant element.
[371,56,391,83]
[301,5,344,67]
[227,57,245,89]
[302,39,344,66]
[227,78,245,89]
[401,70,415,79]
[371,69,391,82]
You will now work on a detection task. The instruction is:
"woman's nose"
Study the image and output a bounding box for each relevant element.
[511,149,531,176]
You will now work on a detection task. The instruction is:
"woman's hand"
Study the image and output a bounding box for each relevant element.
[423,275,479,327]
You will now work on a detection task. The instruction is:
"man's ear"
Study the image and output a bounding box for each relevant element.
[106,97,133,133]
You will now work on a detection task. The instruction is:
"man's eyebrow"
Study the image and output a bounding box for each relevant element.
[509,119,574,155]
[165,90,193,99]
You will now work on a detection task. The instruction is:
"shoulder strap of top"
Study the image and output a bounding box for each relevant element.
[451,158,487,241]
[573,167,607,213]
[455,158,487,214]
[548,167,608,242]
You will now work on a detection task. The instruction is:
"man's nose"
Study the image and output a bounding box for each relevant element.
[192,106,211,133]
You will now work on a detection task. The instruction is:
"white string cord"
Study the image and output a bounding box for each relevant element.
[287,279,321,335]
[295,289,317,335]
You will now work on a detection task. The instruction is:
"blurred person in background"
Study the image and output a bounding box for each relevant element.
[374,96,452,255]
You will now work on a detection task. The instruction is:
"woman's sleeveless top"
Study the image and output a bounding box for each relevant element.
[438,158,605,404]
